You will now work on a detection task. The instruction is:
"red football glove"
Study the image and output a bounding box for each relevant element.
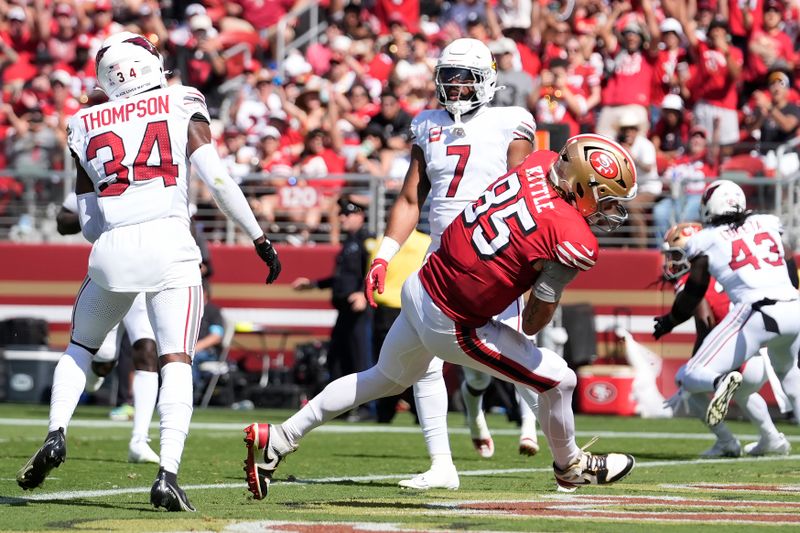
[365,258,388,308]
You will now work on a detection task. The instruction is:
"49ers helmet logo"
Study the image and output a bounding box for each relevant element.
[589,150,619,179]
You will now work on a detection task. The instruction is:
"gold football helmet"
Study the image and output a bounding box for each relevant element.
[661,222,702,280]
[550,134,638,231]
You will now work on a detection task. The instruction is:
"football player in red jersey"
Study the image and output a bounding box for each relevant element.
[662,223,791,457]
[242,134,638,498]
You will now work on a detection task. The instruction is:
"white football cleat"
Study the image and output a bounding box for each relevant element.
[699,438,741,458]
[398,465,459,490]
[519,435,539,457]
[706,371,742,427]
[554,452,635,491]
[129,439,160,464]
[744,433,791,456]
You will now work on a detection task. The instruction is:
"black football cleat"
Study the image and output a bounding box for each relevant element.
[17,428,66,490]
[150,468,196,512]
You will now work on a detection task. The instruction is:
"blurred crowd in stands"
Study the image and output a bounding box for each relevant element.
[0,0,799,247]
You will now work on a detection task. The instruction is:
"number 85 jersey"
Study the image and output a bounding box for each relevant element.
[412,106,535,249]
[67,85,209,292]
[685,214,793,305]
[420,151,599,327]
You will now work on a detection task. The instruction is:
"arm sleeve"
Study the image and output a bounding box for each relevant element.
[62,192,78,213]
[512,108,536,143]
[533,260,578,303]
[189,143,263,241]
[77,192,105,243]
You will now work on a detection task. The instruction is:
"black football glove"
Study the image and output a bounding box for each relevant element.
[255,238,281,284]
[653,313,677,340]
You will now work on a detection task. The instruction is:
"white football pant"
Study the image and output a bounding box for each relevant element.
[91,292,155,363]
[682,299,800,396]
[282,274,581,468]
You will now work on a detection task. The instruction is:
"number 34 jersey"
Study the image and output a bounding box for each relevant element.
[685,214,793,305]
[67,85,210,292]
[411,106,535,249]
[419,151,599,327]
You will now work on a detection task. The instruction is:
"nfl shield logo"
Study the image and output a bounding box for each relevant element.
[429,127,442,142]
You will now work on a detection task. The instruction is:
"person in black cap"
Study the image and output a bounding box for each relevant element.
[292,196,373,401]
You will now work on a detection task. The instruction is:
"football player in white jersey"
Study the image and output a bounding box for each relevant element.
[654,180,800,429]
[364,38,539,490]
[17,32,281,512]
[661,223,791,457]
[57,192,161,464]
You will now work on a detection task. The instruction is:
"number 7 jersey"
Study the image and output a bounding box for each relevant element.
[411,105,536,249]
[685,214,793,305]
[66,85,210,292]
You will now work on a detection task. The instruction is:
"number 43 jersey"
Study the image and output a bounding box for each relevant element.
[67,85,210,292]
[419,151,599,327]
[685,214,793,305]
[411,106,535,249]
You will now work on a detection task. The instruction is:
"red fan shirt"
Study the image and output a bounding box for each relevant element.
[601,49,656,107]
[694,42,743,110]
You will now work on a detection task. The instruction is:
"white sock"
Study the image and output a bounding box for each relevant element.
[132,370,159,443]
[460,379,490,439]
[430,453,454,470]
[516,385,538,438]
[49,344,92,433]
[413,367,452,457]
[537,369,581,468]
[158,362,193,474]
[778,365,800,416]
[283,367,404,446]
[686,393,736,441]
[738,391,780,441]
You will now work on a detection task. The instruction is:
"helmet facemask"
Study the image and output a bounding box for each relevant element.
[584,194,629,232]
[662,246,690,280]
[435,66,487,116]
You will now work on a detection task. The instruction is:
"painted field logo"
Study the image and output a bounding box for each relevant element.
[587,381,616,403]
[589,151,618,178]
[432,495,800,525]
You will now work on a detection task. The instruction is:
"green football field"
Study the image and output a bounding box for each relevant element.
[2,403,800,532]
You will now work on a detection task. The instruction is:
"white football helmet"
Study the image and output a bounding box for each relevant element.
[700,180,746,224]
[95,31,167,100]
[434,38,497,117]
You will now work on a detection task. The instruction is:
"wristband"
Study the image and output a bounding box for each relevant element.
[375,236,401,263]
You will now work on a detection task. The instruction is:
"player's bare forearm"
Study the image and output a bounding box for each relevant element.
[507,138,534,169]
[385,194,422,245]
[691,299,715,354]
[385,145,430,245]
[521,294,558,336]
[669,257,709,324]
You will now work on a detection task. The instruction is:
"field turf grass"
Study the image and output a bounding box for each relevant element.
[2,403,800,532]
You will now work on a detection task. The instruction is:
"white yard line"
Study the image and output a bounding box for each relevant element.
[1,417,798,443]
[3,454,800,503]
